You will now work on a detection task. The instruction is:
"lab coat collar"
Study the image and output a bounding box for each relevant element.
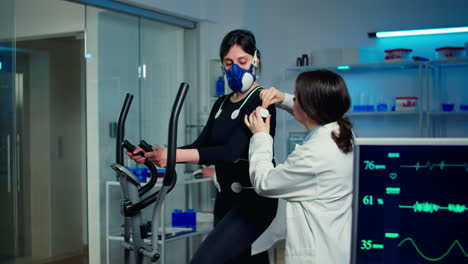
[302,122,340,145]
[302,125,322,145]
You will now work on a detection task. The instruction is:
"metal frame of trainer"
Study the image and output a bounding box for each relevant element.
[110,82,189,264]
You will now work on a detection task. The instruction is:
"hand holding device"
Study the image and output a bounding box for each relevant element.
[259,87,285,108]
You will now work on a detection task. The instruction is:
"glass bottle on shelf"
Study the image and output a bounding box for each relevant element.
[215,76,225,97]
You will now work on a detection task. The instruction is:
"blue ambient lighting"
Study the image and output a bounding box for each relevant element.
[375,26,468,38]
[337,65,351,70]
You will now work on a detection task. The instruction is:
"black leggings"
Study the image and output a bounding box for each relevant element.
[190,198,277,264]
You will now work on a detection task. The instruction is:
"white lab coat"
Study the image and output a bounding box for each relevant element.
[248,93,353,264]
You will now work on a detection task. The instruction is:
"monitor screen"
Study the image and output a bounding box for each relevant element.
[351,138,468,264]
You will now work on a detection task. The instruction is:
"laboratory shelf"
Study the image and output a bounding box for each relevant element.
[282,56,468,138]
[286,61,424,73]
[181,177,213,184]
[164,223,213,242]
[106,173,213,187]
[346,111,468,117]
[108,233,158,245]
[346,111,421,117]
[428,58,468,69]
[106,173,214,264]
[427,111,468,116]
[287,59,468,73]
[108,223,212,245]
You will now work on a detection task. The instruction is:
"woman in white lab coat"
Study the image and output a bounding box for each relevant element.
[244,69,354,264]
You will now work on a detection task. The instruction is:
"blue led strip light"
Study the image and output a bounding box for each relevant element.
[369,26,468,38]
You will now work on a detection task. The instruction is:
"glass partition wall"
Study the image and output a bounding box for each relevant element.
[1,1,197,263]
[85,6,195,264]
[0,0,18,261]
[1,1,87,263]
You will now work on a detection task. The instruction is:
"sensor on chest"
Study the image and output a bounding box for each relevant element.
[259,107,269,119]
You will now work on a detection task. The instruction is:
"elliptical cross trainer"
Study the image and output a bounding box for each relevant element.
[110,82,189,264]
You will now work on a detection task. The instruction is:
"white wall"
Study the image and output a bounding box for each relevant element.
[115,0,244,23]
[238,0,468,161]
[115,0,206,21]
[120,0,468,110]
[244,0,468,86]
[121,0,468,163]
[197,0,246,108]
[15,0,84,40]
[11,0,467,99]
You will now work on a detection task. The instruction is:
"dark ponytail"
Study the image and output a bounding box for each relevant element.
[331,117,354,153]
[295,70,354,153]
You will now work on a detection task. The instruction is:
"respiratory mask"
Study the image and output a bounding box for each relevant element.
[224,50,258,93]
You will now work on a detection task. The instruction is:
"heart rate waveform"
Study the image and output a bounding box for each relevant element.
[400,161,468,171]
[399,202,467,213]
[398,238,468,262]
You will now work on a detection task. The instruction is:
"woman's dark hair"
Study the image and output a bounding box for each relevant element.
[219,29,261,71]
[295,70,353,153]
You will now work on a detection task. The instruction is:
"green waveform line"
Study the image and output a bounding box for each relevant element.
[399,202,467,213]
[398,238,468,262]
[400,161,467,171]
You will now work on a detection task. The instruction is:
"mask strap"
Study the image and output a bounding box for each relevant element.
[215,86,263,120]
[252,50,258,68]
[237,86,262,110]
[230,86,263,119]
